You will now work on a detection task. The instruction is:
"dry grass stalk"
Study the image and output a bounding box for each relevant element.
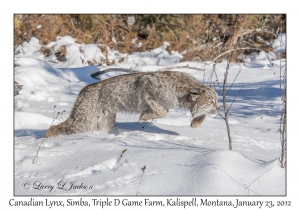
[112,149,127,171]
[136,166,146,196]
[32,107,66,164]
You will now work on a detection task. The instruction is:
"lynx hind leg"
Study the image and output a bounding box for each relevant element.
[191,115,206,128]
[139,99,168,122]
[44,120,76,138]
[95,111,116,133]
[44,125,58,138]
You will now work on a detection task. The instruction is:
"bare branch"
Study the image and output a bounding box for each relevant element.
[226,68,242,95]
[222,58,233,150]
[212,47,267,62]
[249,29,277,38]
[212,64,221,89]
[227,85,244,113]
[261,82,264,119]
[241,40,272,66]
[67,15,76,33]
[202,63,207,84]
[217,106,225,120]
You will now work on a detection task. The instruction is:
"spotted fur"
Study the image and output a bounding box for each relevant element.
[45,71,220,138]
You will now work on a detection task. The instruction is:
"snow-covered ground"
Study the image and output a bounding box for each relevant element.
[14,35,286,195]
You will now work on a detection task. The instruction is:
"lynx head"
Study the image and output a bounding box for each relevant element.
[189,86,220,127]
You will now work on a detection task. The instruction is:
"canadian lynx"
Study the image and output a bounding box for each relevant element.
[45,71,220,138]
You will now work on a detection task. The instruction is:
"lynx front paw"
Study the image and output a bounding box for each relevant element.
[139,113,150,122]
[191,115,206,128]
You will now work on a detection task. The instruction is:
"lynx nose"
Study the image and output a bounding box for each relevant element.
[217,105,220,111]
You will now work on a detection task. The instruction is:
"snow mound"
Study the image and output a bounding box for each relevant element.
[194,150,284,195]
[14,35,285,196]
[21,37,42,57]
[82,44,106,64]
[15,111,54,130]
[14,57,98,97]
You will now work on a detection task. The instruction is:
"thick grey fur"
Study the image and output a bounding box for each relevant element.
[45,71,220,138]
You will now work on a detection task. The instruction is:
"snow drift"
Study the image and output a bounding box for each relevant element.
[14,35,285,195]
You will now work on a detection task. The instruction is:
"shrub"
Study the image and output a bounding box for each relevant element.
[14,14,286,62]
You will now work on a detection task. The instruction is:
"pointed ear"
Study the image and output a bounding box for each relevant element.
[189,89,200,95]
[189,89,200,101]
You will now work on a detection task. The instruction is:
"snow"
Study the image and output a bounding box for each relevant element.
[15,112,54,130]
[14,35,285,196]
[272,33,286,53]
[56,35,76,46]
[127,16,135,25]
[19,37,43,59]
[82,44,106,64]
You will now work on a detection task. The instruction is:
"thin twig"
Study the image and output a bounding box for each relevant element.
[208,65,215,86]
[136,166,146,196]
[226,68,242,95]
[277,25,286,168]
[202,63,207,84]
[223,58,233,150]
[221,19,240,151]
[68,15,76,33]
[261,82,264,119]
[227,85,244,113]
[32,109,65,164]
[213,64,221,89]
[241,40,273,66]
[245,163,280,195]
[212,47,269,62]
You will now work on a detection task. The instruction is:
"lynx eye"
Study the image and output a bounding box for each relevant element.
[212,100,215,104]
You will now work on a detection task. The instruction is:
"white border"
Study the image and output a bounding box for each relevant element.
[3,0,299,208]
